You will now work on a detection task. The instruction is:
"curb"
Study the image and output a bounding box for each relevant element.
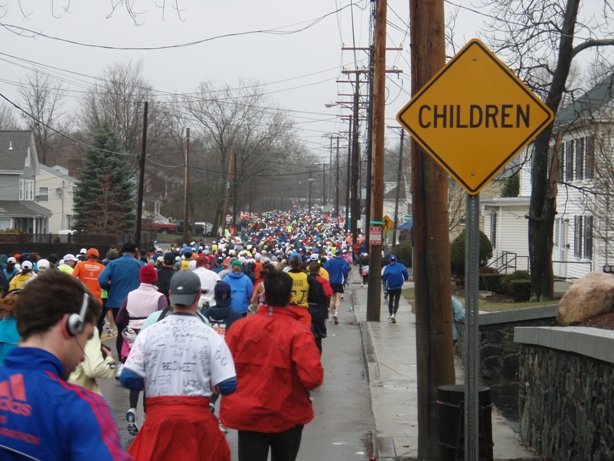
[352,288,394,460]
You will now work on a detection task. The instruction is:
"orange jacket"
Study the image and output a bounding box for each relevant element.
[72,260,105,302]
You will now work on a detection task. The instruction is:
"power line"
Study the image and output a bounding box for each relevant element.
[0,3,359,51]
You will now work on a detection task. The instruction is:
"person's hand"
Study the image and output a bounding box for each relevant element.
[101,344,112,359]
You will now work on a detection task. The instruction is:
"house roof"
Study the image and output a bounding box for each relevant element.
[39,164,79,183]
[555,72,614,127]
[0,131,38,174]
[0,201,52,218]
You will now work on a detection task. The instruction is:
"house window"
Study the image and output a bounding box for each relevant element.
[565,140,574,181]
[38,187,49,202]
[585,136,595,179]
[575,138,584,180]
[574,215,594,260]
[574,216,582,258]
[19,179,34,201]
[584,216,593,260]
[490,212,497,248]
[25,147,30,167]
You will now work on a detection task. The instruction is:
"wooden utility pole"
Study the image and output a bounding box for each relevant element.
[392,129,405,246]
[351,75,360,245]
[366,0,387,321]
[135,101,148,249]
[335,136,341,216]
[232,151,238,230]
[182,128,190,244]
[410,0,455,459]
[221,149,235,237]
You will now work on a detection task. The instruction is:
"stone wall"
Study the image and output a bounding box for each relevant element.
[455,306,557,387]
[515,327,614,460]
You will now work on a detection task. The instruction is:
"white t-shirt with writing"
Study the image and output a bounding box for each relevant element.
[124,313,236,398]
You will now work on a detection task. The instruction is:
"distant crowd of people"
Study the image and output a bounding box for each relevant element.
[0,207,415,461]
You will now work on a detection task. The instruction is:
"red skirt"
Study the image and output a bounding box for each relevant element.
[128,396,230,461]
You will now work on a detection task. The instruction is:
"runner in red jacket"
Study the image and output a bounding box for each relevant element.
[220,270,324,461]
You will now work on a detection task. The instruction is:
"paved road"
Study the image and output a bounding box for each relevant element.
[98,288,375,460]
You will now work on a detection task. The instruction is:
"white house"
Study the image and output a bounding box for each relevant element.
[482,73,614,280]
[0,131,51,233]
[36,165,79,233]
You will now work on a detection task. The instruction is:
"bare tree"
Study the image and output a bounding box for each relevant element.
[0,102,20,130]
[183,80,304,225]
[18,70,70,165]
[80,61,160,160]
[483,0,614,300]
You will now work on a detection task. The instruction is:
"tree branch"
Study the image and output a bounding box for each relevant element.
[572,39,614,58]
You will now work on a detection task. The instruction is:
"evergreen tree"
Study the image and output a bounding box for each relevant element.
[500,173,520,197]
[74,121,135,233]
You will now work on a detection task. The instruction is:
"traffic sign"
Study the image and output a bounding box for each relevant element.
[382,215,394,232]
[404,215,412,223]
[397,39,554,195]
[369,225,382,245]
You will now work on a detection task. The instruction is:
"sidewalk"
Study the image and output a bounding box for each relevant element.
[350,275,537,461]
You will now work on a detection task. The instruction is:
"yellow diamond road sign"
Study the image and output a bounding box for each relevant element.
[382,215,394,232]
[397,39,554,195]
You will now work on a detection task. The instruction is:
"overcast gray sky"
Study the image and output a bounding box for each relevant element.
[0,1,609,159]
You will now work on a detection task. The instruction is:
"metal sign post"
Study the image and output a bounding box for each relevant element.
[396,38,554,461]
[465,193,480,460]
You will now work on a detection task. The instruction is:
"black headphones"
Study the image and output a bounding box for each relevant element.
[67,292,90,336]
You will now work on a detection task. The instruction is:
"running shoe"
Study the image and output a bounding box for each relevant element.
[126,408,139,436]
[115,363,124,381]
[333,311,339,325]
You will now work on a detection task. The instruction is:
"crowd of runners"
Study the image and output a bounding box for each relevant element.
[0,207,410,461]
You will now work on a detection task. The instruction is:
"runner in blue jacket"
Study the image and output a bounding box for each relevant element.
[323,254,350,324]
[0,270,130,461]
[382,255,409,323]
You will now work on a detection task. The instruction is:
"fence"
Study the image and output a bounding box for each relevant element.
[0,232,156,259]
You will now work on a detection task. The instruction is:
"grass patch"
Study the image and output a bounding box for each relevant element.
[402,286,557,313]
[457,297,558,312]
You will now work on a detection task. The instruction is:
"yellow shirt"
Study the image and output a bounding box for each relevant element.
[288,270,309,308]
[8,273,33,291]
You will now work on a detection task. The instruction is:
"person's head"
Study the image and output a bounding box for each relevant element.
[214,281,232,307]
[169,271,201,310]
[196,254,209,268]
[289,252,302,270]
[86,248,99,260]
[231,260,242,274]
[107,249,118,261]
[389,255,397,263]
[36,259,50,273]
[6,257,16,271]
[47,254,59,268]
[121,241,137,255]
[63,254,78,268]
[139,264,158,285]
[308,261,320,274]
[263,270,293,307]
[0,290,20,318]
[20,260,33,274]
[16,271,101,379]
[261,262,276,279]
[163,252,176,267]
